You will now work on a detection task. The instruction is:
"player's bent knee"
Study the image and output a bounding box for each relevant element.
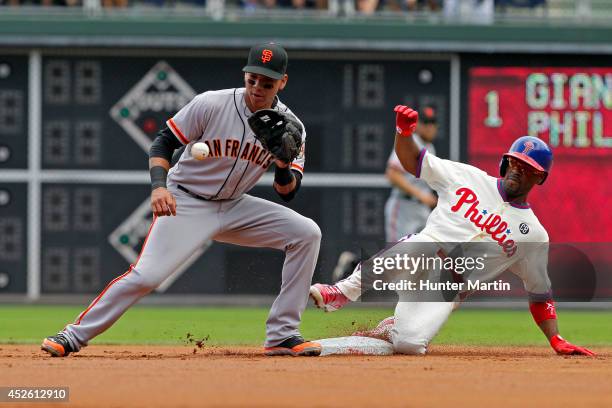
[392,337,427,355]
[299,218,322,244]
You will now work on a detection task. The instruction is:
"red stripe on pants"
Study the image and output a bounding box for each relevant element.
[75,216,158,325]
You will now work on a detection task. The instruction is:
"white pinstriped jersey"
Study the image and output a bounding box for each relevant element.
[166,88,306,200]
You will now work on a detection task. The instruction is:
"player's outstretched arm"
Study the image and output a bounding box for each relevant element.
[530,301,596,356]
[393,105,421,176]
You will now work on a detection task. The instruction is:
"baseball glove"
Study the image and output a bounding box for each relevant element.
[247,109,303,163]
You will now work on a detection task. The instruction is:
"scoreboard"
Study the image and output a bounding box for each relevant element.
[1,50,610,300]
[0,56,28,169]
[0,183,26,292]
[0,50,451,295]
[0,56,28,293]
[467,66,612,243]
[35,54,452,171]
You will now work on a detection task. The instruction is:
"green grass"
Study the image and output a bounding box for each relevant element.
[0,305,610,347]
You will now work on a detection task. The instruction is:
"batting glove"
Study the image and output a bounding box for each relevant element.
[550,334,596,356]
[394,105,418,137]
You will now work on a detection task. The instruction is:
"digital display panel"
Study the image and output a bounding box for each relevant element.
[0,183,27,292]
[0,56,28,169]
[4,51,451,294]
[36,183,387,294]
[468,67,612,242]
[40,54,450,172]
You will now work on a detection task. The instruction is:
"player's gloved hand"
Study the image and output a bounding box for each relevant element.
[248,109,303,163]
[151,188,177,217]
[550,334,596,356]
[275,122,302,164]
[394,105,418,137]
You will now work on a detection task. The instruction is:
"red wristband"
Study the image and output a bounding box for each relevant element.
[549,334,564,348]
[529,300,557,324]
[396,126,414,137]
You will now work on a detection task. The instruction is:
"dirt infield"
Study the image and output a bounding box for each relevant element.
[1,344,610,408]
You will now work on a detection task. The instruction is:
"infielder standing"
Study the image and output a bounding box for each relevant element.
[310,105,595,357]
[42,43,323,357]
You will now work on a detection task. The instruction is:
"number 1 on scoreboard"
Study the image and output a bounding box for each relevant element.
[484,90,503,128]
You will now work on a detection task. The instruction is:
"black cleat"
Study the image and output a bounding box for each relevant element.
[41,332,74,357]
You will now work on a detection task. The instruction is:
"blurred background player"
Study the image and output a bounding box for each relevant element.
[331,106,439,283]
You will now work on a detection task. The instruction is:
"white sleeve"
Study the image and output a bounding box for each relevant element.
[290,126,306,175]
[288,114,306,175]
[416,150,485,192]
[166,93,210,145]
[508,242,552,301]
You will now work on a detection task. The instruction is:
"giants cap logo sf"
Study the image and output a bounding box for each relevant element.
[261,50,273,63]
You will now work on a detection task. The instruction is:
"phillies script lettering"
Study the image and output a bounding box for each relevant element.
[450,187,517,257]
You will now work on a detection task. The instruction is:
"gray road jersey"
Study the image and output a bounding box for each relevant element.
[166,88,307,200]
[388,133,436,200]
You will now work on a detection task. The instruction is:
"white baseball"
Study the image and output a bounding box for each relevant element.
[191,142,210,160]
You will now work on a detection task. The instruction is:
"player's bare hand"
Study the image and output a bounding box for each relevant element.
[394,105,418,137]
[151,187,177,217]
[550,335,596,356]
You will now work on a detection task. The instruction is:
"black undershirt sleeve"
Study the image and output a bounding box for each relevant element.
[171,145,186,167]
[149,127,183,162]
[275,169,302,202]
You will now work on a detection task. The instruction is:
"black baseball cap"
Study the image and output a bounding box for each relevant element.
[242,43,288,80]
[420,105,438,124]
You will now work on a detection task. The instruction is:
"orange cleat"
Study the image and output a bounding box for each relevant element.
[264,336,321,357]
[41,332,74,357]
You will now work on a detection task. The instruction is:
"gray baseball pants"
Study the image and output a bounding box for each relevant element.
[61,188,321,349]
[384,196,432,242]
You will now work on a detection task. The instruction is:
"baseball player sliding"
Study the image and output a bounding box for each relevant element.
[310,105,595,357]
[42,43,323,357]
